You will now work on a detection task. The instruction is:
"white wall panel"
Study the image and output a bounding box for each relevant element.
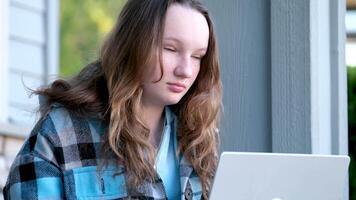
[9,5,45,44]
[9,72,42,107]
[0,0,9,123]
[9,39,44,75]
[2,0,59,135]
[11,0,45,12]
[8,106,39,131]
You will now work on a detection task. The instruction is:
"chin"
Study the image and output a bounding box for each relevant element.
[165,99,181,106]
[163,96,183,106]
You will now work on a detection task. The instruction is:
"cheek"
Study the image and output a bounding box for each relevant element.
[144,61,162,82]
[151,66,163,81]
[161,53,176,71]
[147,53,175,81]
[192,65,201,81]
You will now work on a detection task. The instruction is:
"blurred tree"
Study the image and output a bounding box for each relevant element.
[348,66,356,200]
[60,0,126,77]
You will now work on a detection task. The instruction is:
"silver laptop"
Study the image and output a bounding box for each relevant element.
[209,152,350,200]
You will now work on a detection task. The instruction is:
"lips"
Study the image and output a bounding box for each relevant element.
[167,82,186,93]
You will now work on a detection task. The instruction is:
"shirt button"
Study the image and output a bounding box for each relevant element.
[184,188,193,200]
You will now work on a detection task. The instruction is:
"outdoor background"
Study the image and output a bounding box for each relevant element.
[60,0,126,76]
[61,0,356,199]
[0,0,354,199]
[344,1,356,199]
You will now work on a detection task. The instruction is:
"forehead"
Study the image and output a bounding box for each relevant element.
[163,4,209,49]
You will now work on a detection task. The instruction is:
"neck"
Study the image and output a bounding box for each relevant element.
[141,102,165,147]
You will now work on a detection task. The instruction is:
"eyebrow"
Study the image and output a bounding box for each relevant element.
[163,37,207,52]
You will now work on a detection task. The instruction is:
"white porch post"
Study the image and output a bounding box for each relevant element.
[330,0,348,157]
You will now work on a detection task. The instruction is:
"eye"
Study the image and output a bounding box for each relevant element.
[164,47,176,52]
[192,55,203,60]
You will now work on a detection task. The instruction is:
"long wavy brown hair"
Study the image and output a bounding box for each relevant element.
[36,0,221,198]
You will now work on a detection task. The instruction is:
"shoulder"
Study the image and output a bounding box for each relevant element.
[35,103,106,145]
[46,103,106,139]
[20,103,107,170]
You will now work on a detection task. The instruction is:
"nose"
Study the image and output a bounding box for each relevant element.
[174,55,193,78]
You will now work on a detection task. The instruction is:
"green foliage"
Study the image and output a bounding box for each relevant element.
[60,0,126,77]
[349,67,356,129]
[351,154,356,200]
[348,66,356,200]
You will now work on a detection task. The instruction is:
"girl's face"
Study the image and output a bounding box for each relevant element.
[142,4,209,107]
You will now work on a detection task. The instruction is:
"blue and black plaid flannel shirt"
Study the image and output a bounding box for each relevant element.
[3,103,203,200]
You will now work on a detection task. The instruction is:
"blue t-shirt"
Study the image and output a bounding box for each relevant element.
[155,107,181,199]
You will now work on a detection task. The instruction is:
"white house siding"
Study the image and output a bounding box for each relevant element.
[8,0,46,127]
[0,0,59,198]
